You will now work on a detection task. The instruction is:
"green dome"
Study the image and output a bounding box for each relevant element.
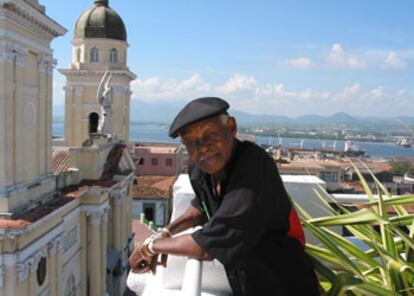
[74,0,126,41]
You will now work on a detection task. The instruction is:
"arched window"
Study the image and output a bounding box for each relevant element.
[109,48,118,63]
[89,112,99,133]
[76,48,81,62]
[90,47,99,63]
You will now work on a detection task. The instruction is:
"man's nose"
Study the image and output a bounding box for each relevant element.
[197,140,210,152]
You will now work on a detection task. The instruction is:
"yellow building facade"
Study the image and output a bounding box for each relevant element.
[0,1,136,295]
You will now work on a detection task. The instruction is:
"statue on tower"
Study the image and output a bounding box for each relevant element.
[97,71,113,134]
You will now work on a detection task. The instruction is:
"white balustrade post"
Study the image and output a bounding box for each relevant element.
[181,258,203,296]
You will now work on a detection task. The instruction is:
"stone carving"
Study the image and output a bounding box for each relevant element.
[96,71,113,134]
[0,41,26,66]
[0,267,3,288]
[61,225,80,254]
[17,263,29,282]
[37,54,55,74]
[47,235,62,257]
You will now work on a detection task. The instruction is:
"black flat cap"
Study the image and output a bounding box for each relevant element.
[169,97,230,138]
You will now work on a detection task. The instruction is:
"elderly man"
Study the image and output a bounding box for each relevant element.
[129,97,319,295]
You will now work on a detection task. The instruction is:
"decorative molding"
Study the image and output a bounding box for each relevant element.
[47,235,62,257]
[16,248,43,282]
[102,210,109,224]
[86,209,107,225]
[61,224,80,254]
[74,86,83,97]
[0,266,3,288]
[63,86,73,98]
[80,200,109,215]
[37,54,55,74]
[0,40,27,66]
[58,69,137,80]
[28,250,43,273]
[110,190,124,205]
[0,0,67,37]
[18,225,63,262]
[16,262,29,282]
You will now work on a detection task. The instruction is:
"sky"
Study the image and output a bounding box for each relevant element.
[43,0,414,118]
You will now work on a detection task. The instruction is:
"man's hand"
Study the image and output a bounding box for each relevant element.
[129,228,171,274]
[128,244,154,274]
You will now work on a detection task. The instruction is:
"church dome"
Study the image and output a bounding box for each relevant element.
[74,0,126,41]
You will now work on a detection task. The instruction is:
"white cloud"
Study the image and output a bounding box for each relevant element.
[282,57,313,69]
[131,74,212,102]
[327,43,367,69]
[130,73,414,117]
[381,51,406,70]
[216,74,258,94]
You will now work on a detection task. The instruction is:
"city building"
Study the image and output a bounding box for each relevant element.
[133,142,185,176]
[0,0,66,295]
[278,159,345,191]
[131,176,176,226]
[0,1,136,296]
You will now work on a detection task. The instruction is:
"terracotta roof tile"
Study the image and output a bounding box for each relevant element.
[132,176,177,199]
[51,149,71,175]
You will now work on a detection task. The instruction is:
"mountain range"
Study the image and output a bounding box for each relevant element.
[53,99,414,128]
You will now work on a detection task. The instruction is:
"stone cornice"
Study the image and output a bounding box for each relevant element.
[0,197,75,240]
[0,0,67,37]
[58,69,137,80]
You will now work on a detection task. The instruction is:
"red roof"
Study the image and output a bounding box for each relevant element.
[51,149,71,175]
[133,176,177,199]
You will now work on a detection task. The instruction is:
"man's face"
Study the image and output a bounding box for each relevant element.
[180,116,237,175]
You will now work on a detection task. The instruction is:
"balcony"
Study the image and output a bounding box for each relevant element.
[127,174,335,295]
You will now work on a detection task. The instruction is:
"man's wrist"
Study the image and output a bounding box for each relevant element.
[158,227,172,237]
[141,237,157,257]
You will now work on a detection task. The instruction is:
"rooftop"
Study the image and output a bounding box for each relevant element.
[135,144,180,154]
[133,176,177,199]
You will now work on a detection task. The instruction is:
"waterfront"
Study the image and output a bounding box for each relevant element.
[53,121,414,159]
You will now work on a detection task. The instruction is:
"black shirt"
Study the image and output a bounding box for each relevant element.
[190,140,319,296]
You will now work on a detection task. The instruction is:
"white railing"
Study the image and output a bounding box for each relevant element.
[181,258,203,296]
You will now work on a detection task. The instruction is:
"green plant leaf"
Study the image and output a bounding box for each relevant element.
[327,272,400,296]
[303,220,365,278]
[387,259,414,295]
[308,209,386,226]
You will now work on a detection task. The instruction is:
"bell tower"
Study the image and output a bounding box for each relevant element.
[60,0,136,147]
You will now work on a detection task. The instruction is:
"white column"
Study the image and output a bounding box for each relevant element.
[181,259,203,296]
[87,211,103,296]
[101,210,108,295]
[111,193,123,250]
[47,236,60,296]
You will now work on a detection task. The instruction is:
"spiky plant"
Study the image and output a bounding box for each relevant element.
[299,163,414,295]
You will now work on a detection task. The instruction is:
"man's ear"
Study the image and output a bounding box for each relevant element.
[227,117,237,136]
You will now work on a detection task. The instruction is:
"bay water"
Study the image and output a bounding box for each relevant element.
[53,121,414,159]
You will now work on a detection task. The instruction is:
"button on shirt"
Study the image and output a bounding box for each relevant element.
[190,140,319,296]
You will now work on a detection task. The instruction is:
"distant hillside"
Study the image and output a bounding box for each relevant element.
[53,99,414,129]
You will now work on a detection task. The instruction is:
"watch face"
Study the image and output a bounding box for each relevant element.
[36,257,47,286]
